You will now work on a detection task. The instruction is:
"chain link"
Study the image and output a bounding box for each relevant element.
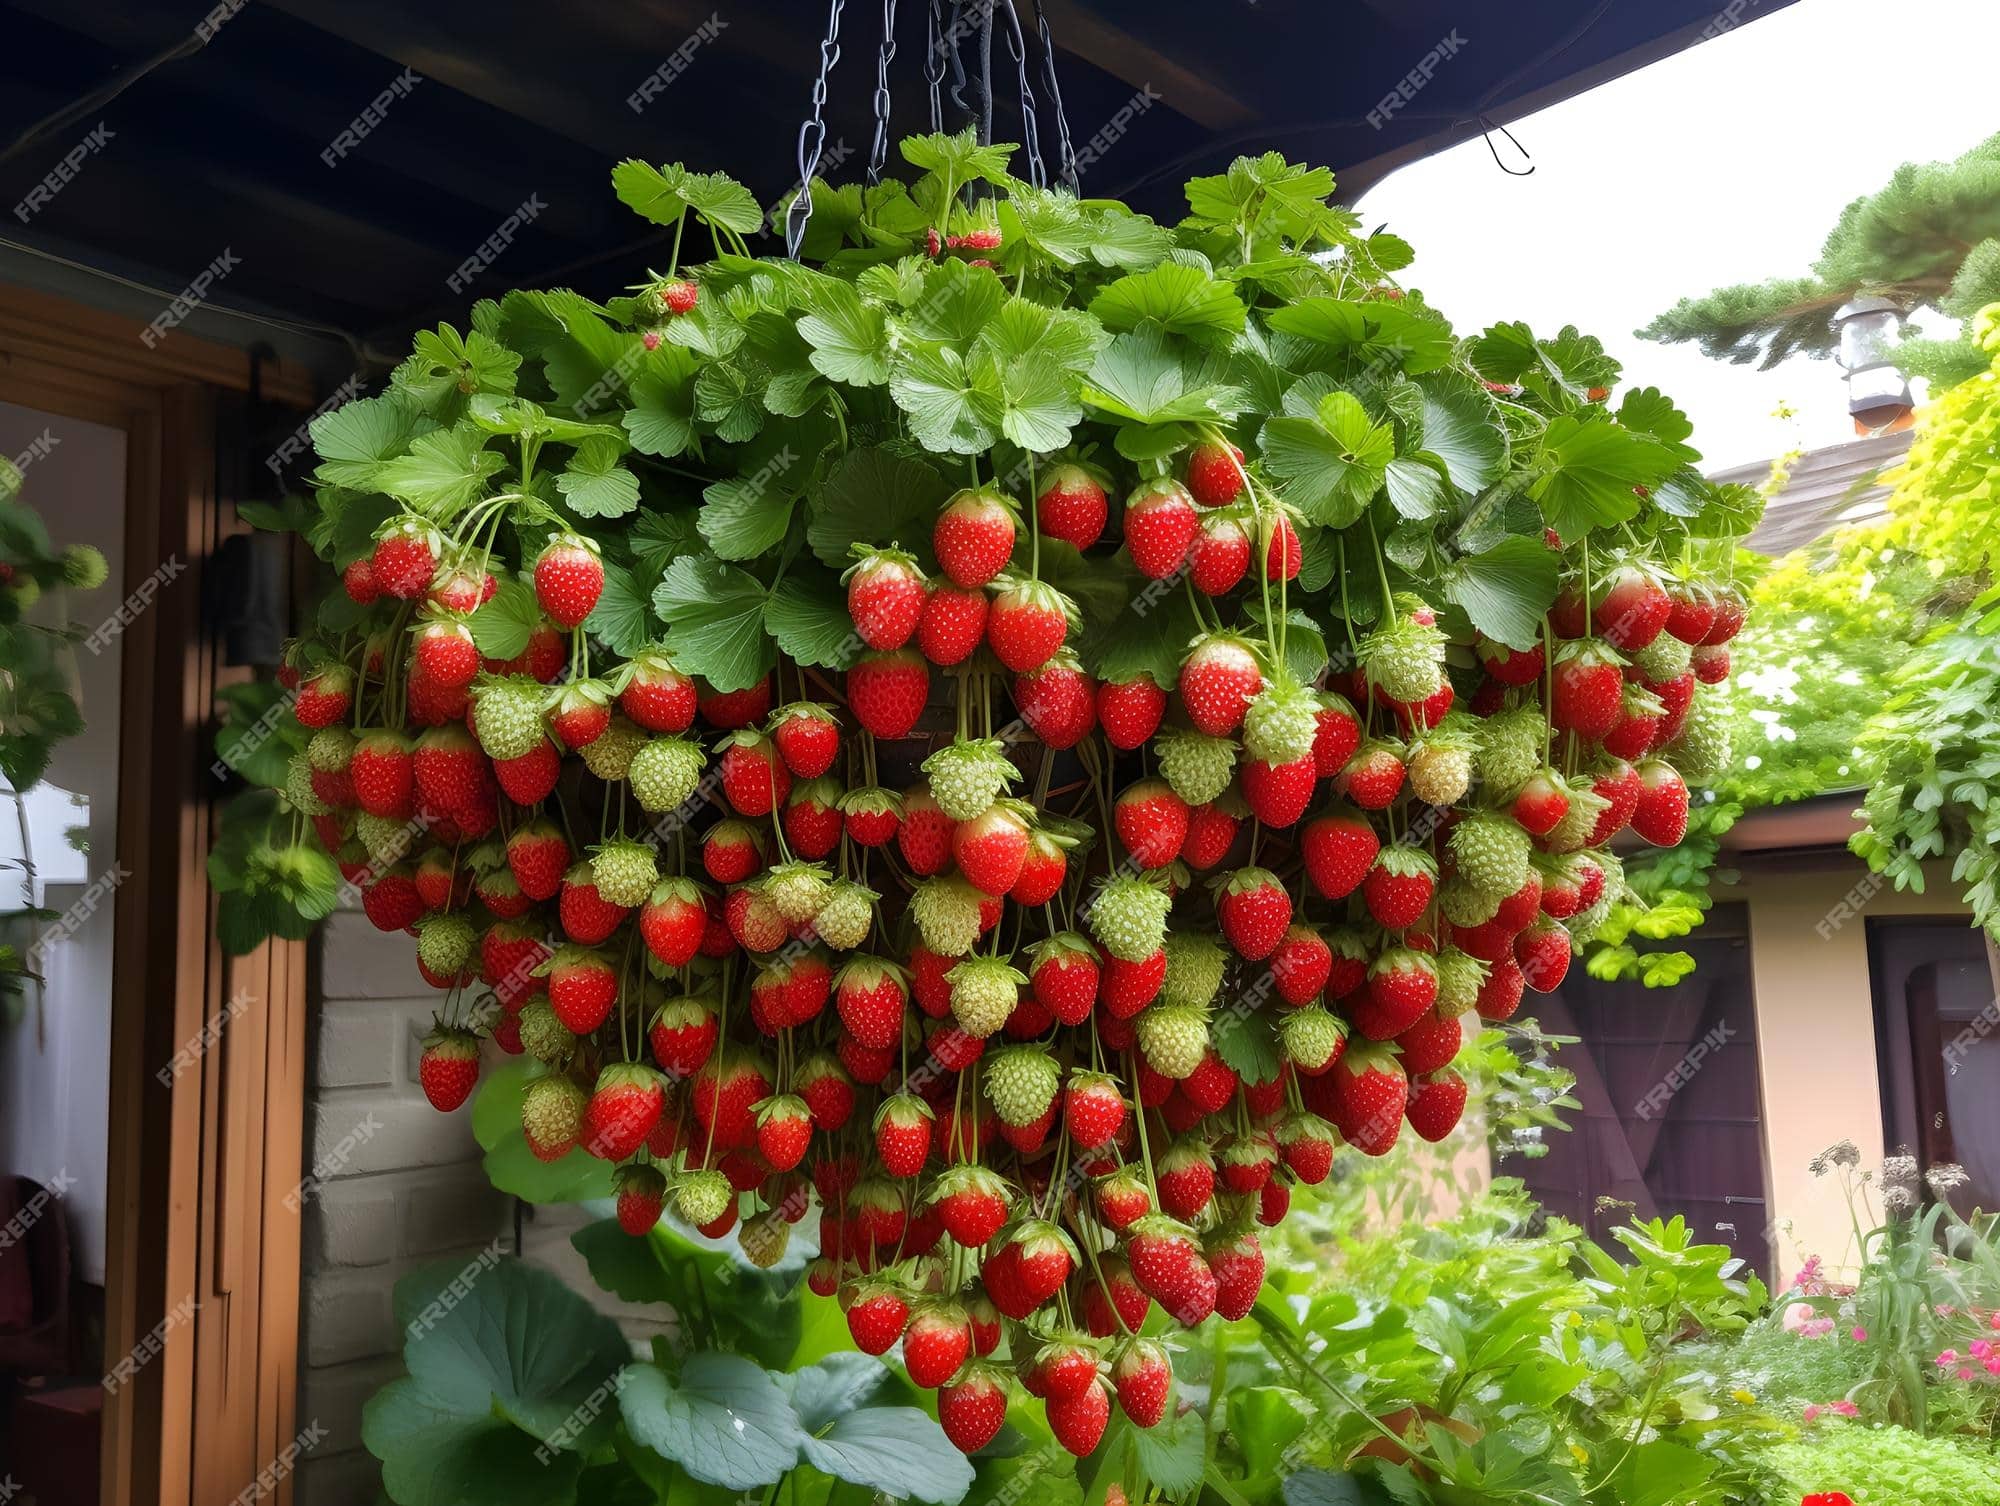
[1030,0,1078,191]
[925,0,946,131]
[786,0,848,259]
[865,0,898,185]
[998,0,1043,189]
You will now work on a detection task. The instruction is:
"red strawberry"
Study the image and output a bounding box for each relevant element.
[1179,800,1240,871]
[847,1286,911,1355]
[1405,1067,1468,1142]
[1270,924,1333,1004]
[614,1164,666,1236]
[1300,808,1380,900]
[753,1093,814,1172]
[797,1052,855,1130]
[987,579,1071,672]
[702,818,764,884]
[849,650,930,739]
[1594,565,1671,651]
[1357,948,1438,1039]
[412,618,479,690]
[533,533,604,628]
[1312,694,1363,776]
[1036,463,1108,548]
[1125,1215,1203,1307]
[1092,1168,1152,1235]
[1514,918,1572,993]
[1339,742,1406,809]
[1115,779,1189,870]
[914,582,988,667]
[1216,867,1291,960]
[545,945,617,1033]
[1277,1113,1338,1183]
[1012,656,1096,748]
[1047,1377,1111,1456]
[649,996,720,1078]
[1510,770,1571,838]
[691,1049,773,1148]
[1101,949,1167,1018]
[929,1164,1010,1247]
[1261,512,1302,582]
[874,1093,934,1177]
[1010,829,1070,906]
[1185,440,1245,506]
[341,557,380,605]
[1394,1008,1462,1075]
[1602,684,1664,761]
[719,732,790,817]
[1177,633,1262,736]
[294,666,353,729]
[844,548,927,650]
[783,780,843,860]
[559,862,629,945]
[1097,674,1168,750]
[898,788,957,875]
[371,518,439,598]
[950,804,1028,895]
[1111,1339,1172,1427]
[1029,934,1100,1024]
[1478,636,1546,687]
[1123,478,1199,578]
[1362,846,1436,931]
[1584,759,1643,845]
[1329,1044,1407,1156]
[1648,670,1696,743]
[939,1363,1010,1453]
[1551,641,1625,740]
[1691,643,1730,684]
[417,1025,479,1111]
[934,488,1018,589]
[494,741,560,804]
[1630,759,1689,845]
[903,1303,973,1389]
[411,724,489,813]
[350,730,416,820]
[698,676,773,730]
[840,787,902,848]
[834,957,908,1049]
[1062,1070,1125,1149]
[361,867,424,932]
[583,1062,665,1161]
[769,703,840,778]
[1156,1140,1215,1220]
[616,650,698,733]
[1240,753,1316,828]
[1189,513,1251,594]
[1207,1231,1265,1320]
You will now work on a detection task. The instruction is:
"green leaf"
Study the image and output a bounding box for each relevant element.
[572,1217,808,1370]
[1266,299,1455,375]
[311,394,432,489]
[799,283,891,388]
[807,446,950,569]
[889,342,1001,455]
[975,299,1103,373]
[1617,387,1699,462]
[1283,1470,1396,1506]
[1130,1407,1205,1495]
[900,127,1015,186]
[1081,324,1245,427]
[470,1064,617,1203]
[766,571,861,672]
[1442,537,1560,652]
[612,160,762,234]
[371,426,505,519]
[1531,415,1678,541]
[986,350,1082,453]
[625,367,698,458]
[585,562,655,657]
[1089,263,1245,344]
[469,574,542,659]
[1415,377,1507,493]
[780,1353,887,1431]
[799,1408,974,1504]
[699,476,796,561]
[899,260,1007,347]
[630,509,702,581]
[1079,583,1198,688]
[652,555,776,692]
[556,435,639,519]
[693,360,766,443]
[364,1377,582,1506]
[1261,393,1394,526]
[1383,454,1449,520]
[618,1354,808,1492]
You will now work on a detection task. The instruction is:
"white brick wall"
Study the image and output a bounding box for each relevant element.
[295,908,508,1506]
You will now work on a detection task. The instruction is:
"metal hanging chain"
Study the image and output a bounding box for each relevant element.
[925,0,947,131]
[945,1,972,115]
[866,0,898,185]
[998,0,1044,189]
[1029,0,1078,192]
[786,0,849,259]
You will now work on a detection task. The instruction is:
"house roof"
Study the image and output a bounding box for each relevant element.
[1721,430,1913,557]
[0,0,1796,360]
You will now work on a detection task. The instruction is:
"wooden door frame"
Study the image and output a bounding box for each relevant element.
[0,281,315,1506]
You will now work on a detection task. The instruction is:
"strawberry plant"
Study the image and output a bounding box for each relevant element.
[213,132,1759,1483]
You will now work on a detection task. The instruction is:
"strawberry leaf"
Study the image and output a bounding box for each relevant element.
[1090,262,1246,345]
[652,555,777,691]
[1442,536,1561,652]
[555,434,640,519]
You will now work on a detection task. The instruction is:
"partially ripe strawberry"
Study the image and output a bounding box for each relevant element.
[417,1024,479,1111]
[1123,478,1199,578]
[615,649,698,733]
[1190,513,1251,595]
[1630,759,1689,846]
[844,548,927,650]
[1510,770,1570,838]
[1514,917,1572,993]
[1551,641,1625,740]
[1177,633,1262,736]
[1593,564,1671,651]
[1036,464,1107,548]
[1115,779,1190,871]
[986,578,1072,672]
[1260,511,1302,582]
[934,488,1019,589]
[294,666,354,729]
[533,533,604,629]
[1185,440,1245,506]
[769,702,840,778]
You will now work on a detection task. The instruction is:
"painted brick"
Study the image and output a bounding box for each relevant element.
[321,910,428,999]
[298,1354,402,1458]
[315,999,396,1089]
[305,1177,399,1270]
[310,1095,479,1177]
[302,1270,397,1366]
[296,1448,382,1506]
[399,1173,509,1258]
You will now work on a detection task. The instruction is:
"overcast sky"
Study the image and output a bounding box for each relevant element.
[1356,0,2000,471]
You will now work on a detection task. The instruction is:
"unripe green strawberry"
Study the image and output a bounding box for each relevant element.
[739,1207,792,1268]
[472,675,549,761]
[1155,730,1238,806]
[985,1044,1060,1126]
[1161,931,1227,1009]
[1434,946,1490,1016]
[922,738,1019,821]
[628,737,706,813]
[591,837,659,908]
[1088,875,1172,962]
[1437,877,1501,927]
[1137,1003,1210,1079]
[1541,781,1611,853]
[306,726,357,772]
[676,1168,734,1227]
[764,860,832,923]
[1629,633,1692,683]
[1665,695,1731,783]
[1280,1005,1345,1073]
[579,717,646,781]
[284,754,329,815]
[1448,812,1532,899]
[1241,676,1319,766]
[947,955,1028,1038]
[811,880,877,950]
[912,876,984,957]
[354,812,415,865]
[417,912,476,976]
[1476,706,1549,794]
[518,1000,576,1063]
[1360,615,1446,703]
[521,1073,587,1160]
[1406,714,1477,807]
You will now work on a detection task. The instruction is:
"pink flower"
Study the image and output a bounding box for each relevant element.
[1984,1357,2000,1377]
[1958,1368,1976,1382]
[1989,1311,2000,1330]
[1800,1318,1835,1338]
[1970,1339,1992,1360]
[1937,1349,1959,1366]
[1849,1327,1868,1342]
[1831,1400,1859,1417]
[1802,1404,1821,1422]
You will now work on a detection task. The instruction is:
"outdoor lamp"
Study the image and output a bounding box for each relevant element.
[1833,296,1915,434]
